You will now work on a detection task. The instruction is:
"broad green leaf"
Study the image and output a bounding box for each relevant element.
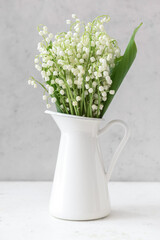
[100,23,142,118]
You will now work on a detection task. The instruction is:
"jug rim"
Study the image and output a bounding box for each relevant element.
[45,110,105,122]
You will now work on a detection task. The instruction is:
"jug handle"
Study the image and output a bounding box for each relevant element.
[98,120,130,182]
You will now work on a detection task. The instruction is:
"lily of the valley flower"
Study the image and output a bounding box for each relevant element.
[28,14,119,117]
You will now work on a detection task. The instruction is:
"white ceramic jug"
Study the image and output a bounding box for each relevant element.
[45,110,130,221]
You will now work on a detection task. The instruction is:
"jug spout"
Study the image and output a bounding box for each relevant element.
[45,110,63,130]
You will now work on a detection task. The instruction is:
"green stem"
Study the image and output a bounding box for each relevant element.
[31,76,48,92]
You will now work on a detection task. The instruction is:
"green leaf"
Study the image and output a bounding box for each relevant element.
[100,23,142,118]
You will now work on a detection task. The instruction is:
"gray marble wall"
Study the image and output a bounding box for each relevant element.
[0,0,160,180]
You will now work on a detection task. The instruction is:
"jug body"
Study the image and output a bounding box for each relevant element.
[45,111,129,221]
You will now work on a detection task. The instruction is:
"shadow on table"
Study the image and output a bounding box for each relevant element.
[100,204,159,222]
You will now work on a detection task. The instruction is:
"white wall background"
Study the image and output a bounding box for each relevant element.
[0,0,160,181]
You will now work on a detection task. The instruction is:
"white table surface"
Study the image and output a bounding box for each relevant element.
[0,182,160,240]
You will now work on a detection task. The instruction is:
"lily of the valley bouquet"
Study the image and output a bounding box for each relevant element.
[28,14,142,118]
